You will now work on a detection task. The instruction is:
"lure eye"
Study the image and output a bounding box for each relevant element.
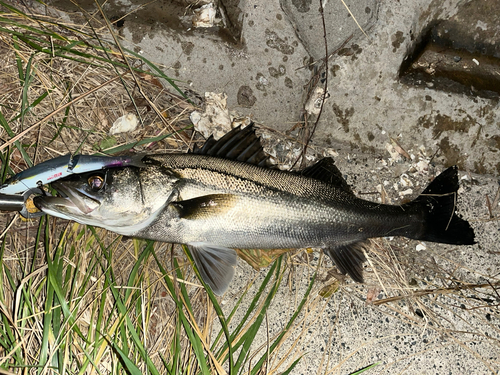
[88,175,105,191]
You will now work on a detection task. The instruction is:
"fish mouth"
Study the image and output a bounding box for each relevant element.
[34,181,100,216]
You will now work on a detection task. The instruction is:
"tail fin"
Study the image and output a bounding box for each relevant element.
[407,166,475,245]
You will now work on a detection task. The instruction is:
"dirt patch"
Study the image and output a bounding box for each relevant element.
[488,135,500,151]
[237,85,257,107]
[392,31,406,52]
[438,137,465,168]
[269,65,286,78]
[332,103,354,133]
[419,113,473,139]
[265,29,295,55]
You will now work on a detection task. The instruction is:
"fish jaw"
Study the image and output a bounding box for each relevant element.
[34,196,87,221]
[34,180,101,220]
[34,187,168,234]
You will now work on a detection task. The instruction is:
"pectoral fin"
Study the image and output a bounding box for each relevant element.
[324,242,367,283]
[188,242,237,295]
[173,194,237,219]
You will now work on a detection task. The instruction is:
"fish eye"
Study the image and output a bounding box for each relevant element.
[88,175,105,191]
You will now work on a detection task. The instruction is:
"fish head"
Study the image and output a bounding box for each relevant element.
[34,166,179,234]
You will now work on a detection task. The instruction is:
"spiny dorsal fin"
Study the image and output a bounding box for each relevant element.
[188,242,237,295]
[192,124,269,167]
[324,242,367,283]
[300,157,353,194]
[192,136,217,154]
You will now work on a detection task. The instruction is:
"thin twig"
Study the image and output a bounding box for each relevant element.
[373,282,500,306]
[291,0,329,169]
[339,0,370,39]
[0,215,18,240]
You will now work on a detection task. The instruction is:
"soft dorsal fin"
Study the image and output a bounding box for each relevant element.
[188,242,237,295]
[300,157,353,194]
[192,124,269,167]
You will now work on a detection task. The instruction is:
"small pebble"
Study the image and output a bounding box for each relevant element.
[416,243,426,251]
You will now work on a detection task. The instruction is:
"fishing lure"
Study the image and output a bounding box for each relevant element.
[0,154,144,218]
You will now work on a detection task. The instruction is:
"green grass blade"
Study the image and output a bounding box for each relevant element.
[39,217,57,373]
[19,51,35,128]
[0,11,184,94]
[0,111,33,168]
[100,124,193,155]
[0,237,24,365]
[151,245,212,374]
[232,258,283,374]
[181,245,235,372]
[0,150,13,181]
[12,35,24,83]
[44,223,87,343]
[280,355,304,375]
[249,268,317,375]
[109,340,143,375]
[89,229,162,375]
[349,362,381,375]
[123,47,189,101]
[211,259,277,363]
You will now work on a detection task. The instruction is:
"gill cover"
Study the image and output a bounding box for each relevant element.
[34,166,178,235]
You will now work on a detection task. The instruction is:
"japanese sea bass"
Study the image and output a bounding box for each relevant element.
[34,125,475,295]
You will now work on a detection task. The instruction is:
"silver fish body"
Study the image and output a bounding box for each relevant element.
[131,153,424,249]
[34,126,475,295]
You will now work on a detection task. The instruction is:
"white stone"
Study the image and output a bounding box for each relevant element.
[109,113,138,135]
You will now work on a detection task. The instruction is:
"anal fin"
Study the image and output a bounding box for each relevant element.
[188,242,237,295]
[324,242,367,283]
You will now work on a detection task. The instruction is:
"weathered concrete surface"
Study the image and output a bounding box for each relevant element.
[44,0,314,130]
[45,0,500,176]
[401,43,500,99]
[432,0,500,58]
[400,0,500,99]
[280,0,378,59]
[309,0,500,176]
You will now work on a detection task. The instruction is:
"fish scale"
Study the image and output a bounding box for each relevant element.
[139,171,416,249]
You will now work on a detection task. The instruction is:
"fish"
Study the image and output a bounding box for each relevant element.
[33,125,476,295]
